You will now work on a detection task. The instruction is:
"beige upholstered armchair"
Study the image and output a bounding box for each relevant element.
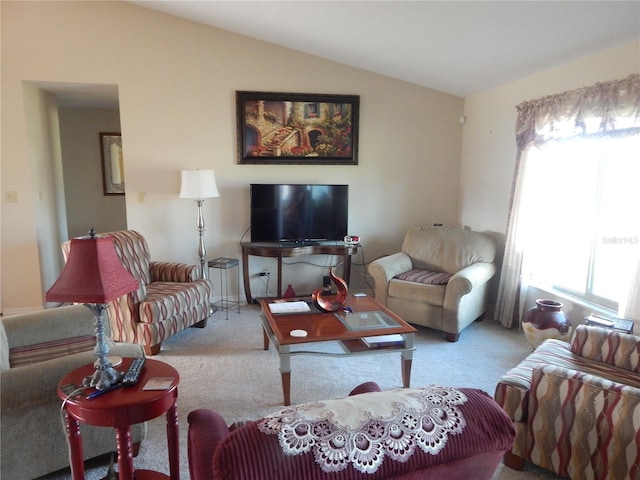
[0,305,146,480]
[63,230,213,355]
[368,226,497,341]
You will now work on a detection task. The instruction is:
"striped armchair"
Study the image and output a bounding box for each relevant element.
[63,230,213,355]
[495,324,640,479]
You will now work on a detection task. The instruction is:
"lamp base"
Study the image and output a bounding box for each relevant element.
[83,362,120,391]
[84,303,122,390]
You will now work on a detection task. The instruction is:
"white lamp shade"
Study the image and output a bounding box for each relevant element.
[179,169,220,199]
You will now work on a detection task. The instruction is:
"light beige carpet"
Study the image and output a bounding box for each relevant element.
[41,303,564,479]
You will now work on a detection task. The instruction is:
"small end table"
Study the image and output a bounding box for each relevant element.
[208,257,241,320]
[585,314,634,334]
[57,358,180,480]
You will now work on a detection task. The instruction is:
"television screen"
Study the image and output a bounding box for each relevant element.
[250,184,348,244]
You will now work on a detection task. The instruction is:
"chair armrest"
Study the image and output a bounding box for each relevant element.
[444,262,496,304]
[149,262,200,282]
[2,305,96,349]
[188,409,231,480]
[1,343,143,414]
[367,252,413,305]
[534,363,640,398]
[348,381,382,396]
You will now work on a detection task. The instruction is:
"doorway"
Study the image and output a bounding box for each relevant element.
[38,82,128,238]
[25,82,128,307]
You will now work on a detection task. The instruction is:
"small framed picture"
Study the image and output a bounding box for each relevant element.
[99,132,125,195]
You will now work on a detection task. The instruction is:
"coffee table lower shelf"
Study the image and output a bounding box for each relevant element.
[262,322,414,405]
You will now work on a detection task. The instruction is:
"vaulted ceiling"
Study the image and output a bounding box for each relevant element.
[47,1,640,106]
[131,1,640,97]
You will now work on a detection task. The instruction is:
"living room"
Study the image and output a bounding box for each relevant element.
[2,0,638,319]
[2,2,640,478]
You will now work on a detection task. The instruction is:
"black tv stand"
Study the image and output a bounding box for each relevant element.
[241,242,360,303]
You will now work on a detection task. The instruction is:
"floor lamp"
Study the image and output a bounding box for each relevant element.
[45,230,139,390]
[180,169,219,280]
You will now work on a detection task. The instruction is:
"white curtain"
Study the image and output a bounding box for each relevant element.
[496,74,640,328]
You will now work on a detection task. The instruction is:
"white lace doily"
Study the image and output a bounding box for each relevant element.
[257,386,468,474]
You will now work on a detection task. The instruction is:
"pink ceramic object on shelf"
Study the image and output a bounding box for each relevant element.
[283,284,296,298]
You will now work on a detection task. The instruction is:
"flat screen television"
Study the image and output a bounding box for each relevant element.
[250,184,348,244]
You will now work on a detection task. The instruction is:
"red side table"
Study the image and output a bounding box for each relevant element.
[57,358,180,480]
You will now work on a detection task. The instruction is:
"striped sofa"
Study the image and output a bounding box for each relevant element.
[495,324,640,479]
[64,230,213,355]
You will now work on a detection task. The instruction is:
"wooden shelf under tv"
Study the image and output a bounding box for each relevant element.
[241,242,360,304]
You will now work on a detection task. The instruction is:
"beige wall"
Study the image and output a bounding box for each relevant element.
[1,1,463,312]
[59,107,127,239]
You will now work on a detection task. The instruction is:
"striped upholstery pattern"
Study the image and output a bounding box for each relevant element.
[65,230,213,352]
[9,335,95,368]
[149,261,200,282]
[571,325,640,373]
[495,338,640,423]
[529,365,640,479]
[140,282,210,324]
[495,326,640,479]
[394,269,453,285]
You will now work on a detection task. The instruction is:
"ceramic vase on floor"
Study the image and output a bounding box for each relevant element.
[522,299,572,348]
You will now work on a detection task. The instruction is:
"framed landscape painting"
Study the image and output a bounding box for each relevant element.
[236,91,359,165]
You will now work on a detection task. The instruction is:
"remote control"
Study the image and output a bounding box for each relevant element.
[122,357,146,387]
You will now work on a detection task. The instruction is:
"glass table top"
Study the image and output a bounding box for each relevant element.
[334,310,399,331]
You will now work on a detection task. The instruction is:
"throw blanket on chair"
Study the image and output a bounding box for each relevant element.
[257,386,468,474]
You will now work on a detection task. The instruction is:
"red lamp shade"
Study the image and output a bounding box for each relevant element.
[46,235,138,304]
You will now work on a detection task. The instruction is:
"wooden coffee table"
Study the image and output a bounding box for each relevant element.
[260,294,417,405]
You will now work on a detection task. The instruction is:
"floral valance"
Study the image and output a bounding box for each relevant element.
[516,74,640,151]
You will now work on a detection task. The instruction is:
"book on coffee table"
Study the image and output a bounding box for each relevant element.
[361,334,404,349]
[268,301,311,314]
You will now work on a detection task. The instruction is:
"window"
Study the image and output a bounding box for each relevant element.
[521,134,640,310]
[495,74,640,328]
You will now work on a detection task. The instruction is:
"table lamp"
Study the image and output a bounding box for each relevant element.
[46,230,139,390]
[179,169,220,280]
